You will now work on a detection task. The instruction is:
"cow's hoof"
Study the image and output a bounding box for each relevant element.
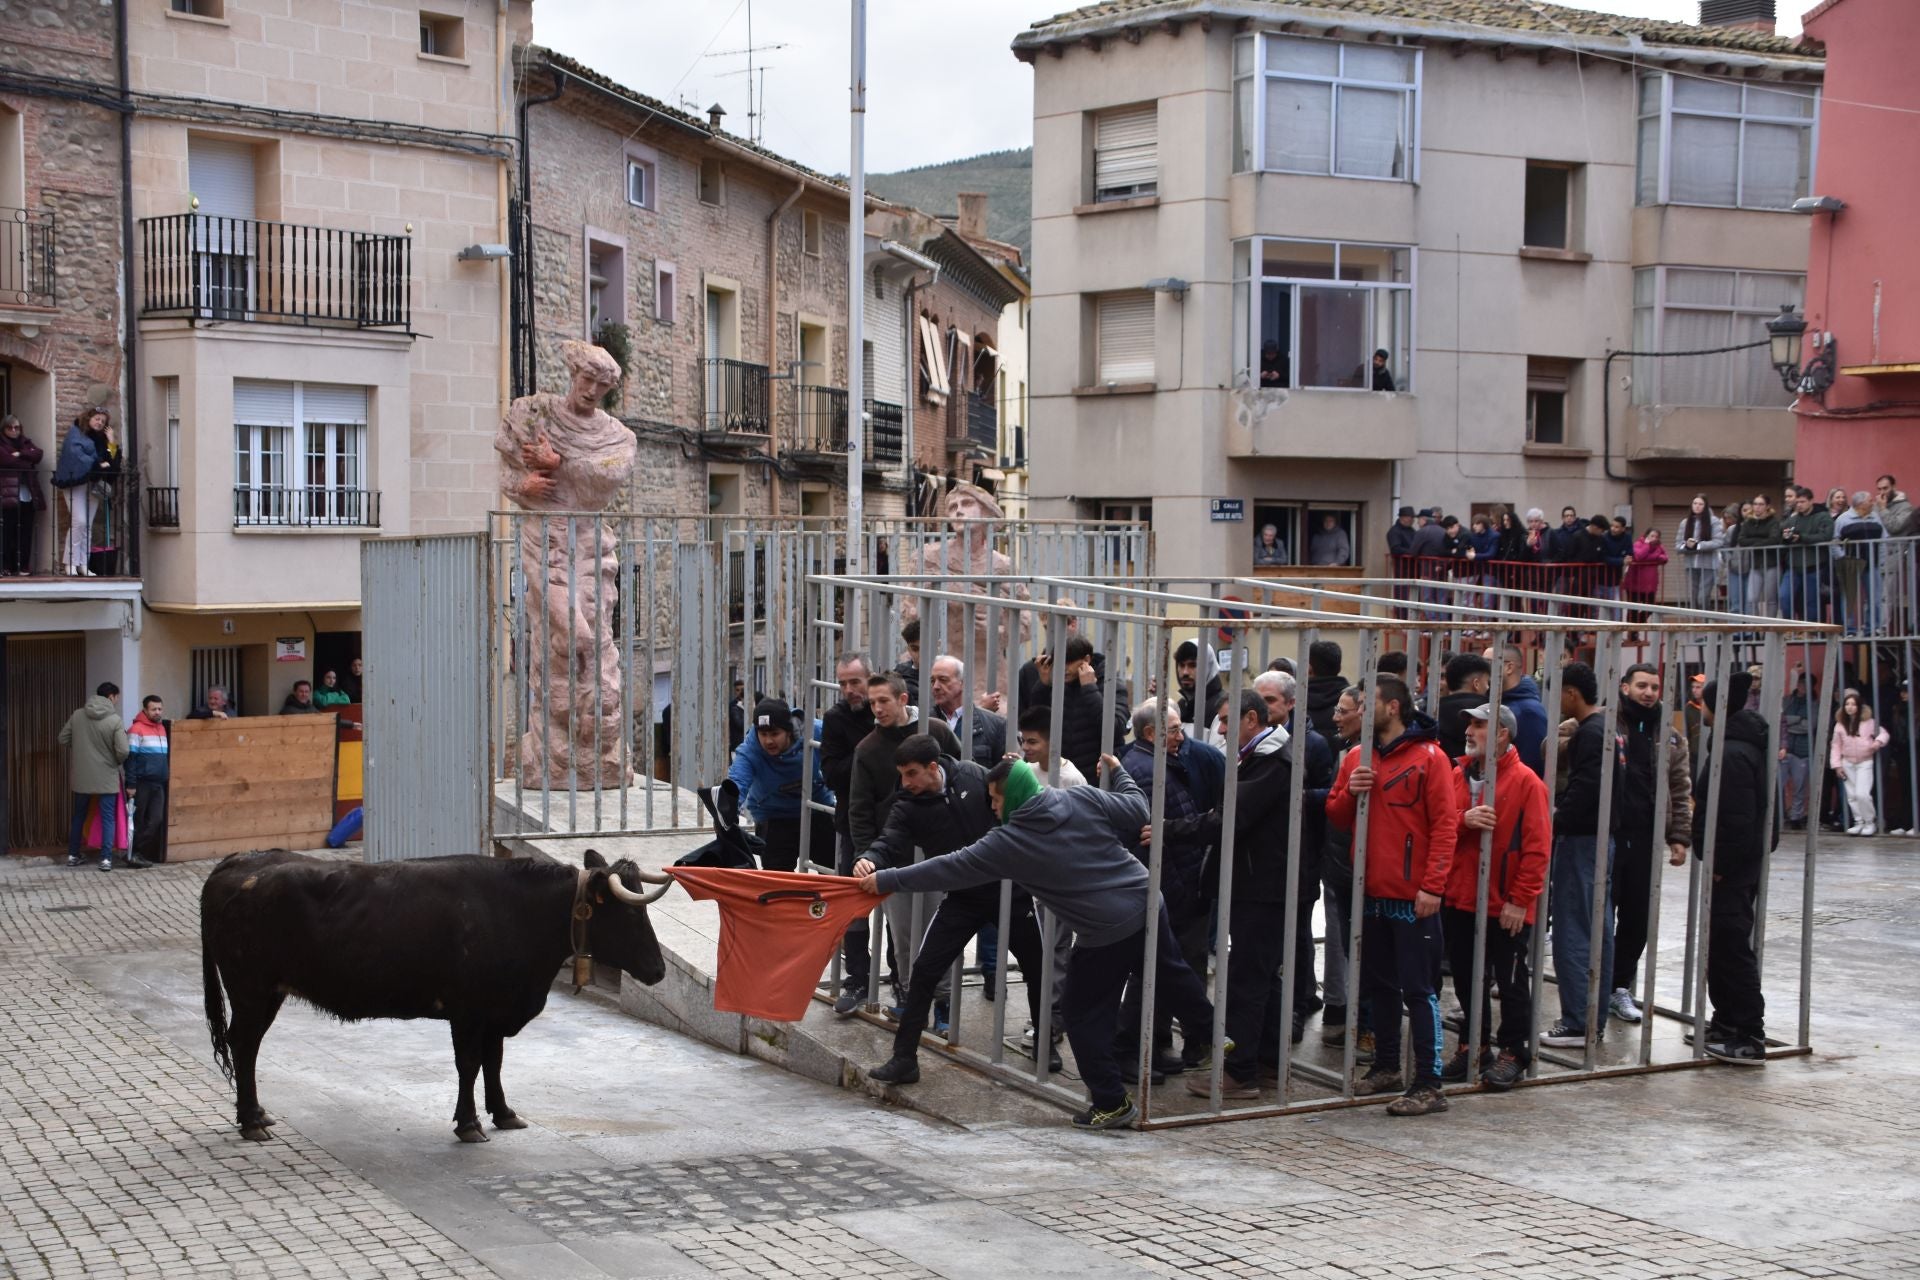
[491,1111,528,1131]
[240,1125,273,1143]
[455,1123,490,1144]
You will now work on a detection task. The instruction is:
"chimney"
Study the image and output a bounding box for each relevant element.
[1698,0,1776,34]
[706,102,726,131]
[955,192,989,240]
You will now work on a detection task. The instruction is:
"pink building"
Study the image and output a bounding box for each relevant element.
[1792,0,1920,497]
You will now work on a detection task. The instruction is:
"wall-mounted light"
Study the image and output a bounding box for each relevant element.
[1767,305,1835,395]
[1790,195,1845,214]
[456,243,512,261]
[1145,276,1189,297]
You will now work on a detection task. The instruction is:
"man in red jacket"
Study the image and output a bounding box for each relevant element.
[1442,704,1550,1092]
[1326,675,1459,1116]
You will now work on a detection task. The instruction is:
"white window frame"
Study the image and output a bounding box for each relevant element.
[157,377,181,488]
[1525,358,1571,445]
[1636,72,1820,211]
[1233,236,1416,393]
[233,380,370,526]
[626,159,651,208]
[1631,265,1805,407]
[1233,32,1422,183]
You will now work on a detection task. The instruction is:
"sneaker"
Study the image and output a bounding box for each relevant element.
[1180,1039,1235,1074]
[1352,1068,1405,1097]
[1319,1005,1348,1042]
[1184,1071,1258,1100]
[1541,1020,1588,1047]
[832,991,864,1017]
[123,855,157,870]
[1047,1046,1063,1074]
[868,1056,921,1085]
[1860,825,1877,837]
[1846,823,1863,836]
[1481,1051,1527,1092]
[1151,1047,1186,1077]
[1703,1036,1767,1067]
[1070,1096,1137,1130]
[66,855,83,868]
[1386,1085,1450,1117]
[883,1004,906,1023]
[1609,988,1644,1024]
[931,1001,950,1036]
[99,857,112,872]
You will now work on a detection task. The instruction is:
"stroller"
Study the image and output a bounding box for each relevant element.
[673,780,765,870]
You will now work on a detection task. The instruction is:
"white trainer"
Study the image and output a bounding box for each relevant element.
[1609,988,1644,1024]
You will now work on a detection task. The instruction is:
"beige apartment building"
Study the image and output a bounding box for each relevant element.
[1014,0,1823,582]
[130,0,524,708]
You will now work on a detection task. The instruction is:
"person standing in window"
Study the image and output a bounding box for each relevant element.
[1259,340,1287,389]
[0,415,46,576]
[1369,349,1395,391]
[1310,513,1351,566]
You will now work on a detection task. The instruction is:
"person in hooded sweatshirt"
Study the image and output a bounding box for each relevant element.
[59,681,130,870]
[1484,643,1547,776]
[1174,640,1226,739]
[1304,639,1348,742]
[860,755,1216,1131]
[1692,671,1773,1065]
[725,697,834,873]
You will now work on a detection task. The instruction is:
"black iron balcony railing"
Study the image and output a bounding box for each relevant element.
[702,357,769,434]
[139,213,411,329]
[965,393,997,450]
[791,385,848,456]
[146,486,180,529]
[866,399,904,470]
[1,207,56,308]
[233,486,381,528]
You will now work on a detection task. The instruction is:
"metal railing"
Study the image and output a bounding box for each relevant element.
[701,358,769,434]
[233,486,381,528]
[865,399,904,470]
[964,393,996,450]
[790,385,848,456]
[138,213,411,329]
[1,206,56,308]
[146,486,180,529]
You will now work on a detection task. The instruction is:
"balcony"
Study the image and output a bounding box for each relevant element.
[146,486,180,530]
[790,385,848,462]
[1224,386,1418,461]
[1,207,56,311]
[233,486,381,528]
[865,400,904,471]
[138,214,411,330]
[1622,404,1795,464]
[957,394,996,454]
[701,358,770,435]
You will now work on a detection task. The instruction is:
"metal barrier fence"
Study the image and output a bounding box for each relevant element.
[487,515,1152,842]
[794,571,1835,1128]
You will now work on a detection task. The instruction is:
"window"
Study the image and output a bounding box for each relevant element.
[698,157,724,206]
[1232,237,1413,391]
[1248,502,1362,567]
[1523,163,1572,250]
[1095,292,1155,384]
[585,235,625,335]
[1092,103,1157,201]
[1636,74,1817,210]
[157,378,181,487]
[654,262,676,324]
[802,209,823,256]
[1631,266,1805,407]
[418,12,464,59]
[232,380,371,526]
[1233,34,1418,180]
[1526,358,1571,445]
[626,160,652,209]
[918,314,951,404]
[169,0,224,17]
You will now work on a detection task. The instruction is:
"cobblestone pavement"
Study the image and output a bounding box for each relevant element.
[1,839,1917,1279]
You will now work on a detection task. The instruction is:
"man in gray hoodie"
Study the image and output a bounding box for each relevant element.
[59,682,130,871]
[859,756,1215,1130]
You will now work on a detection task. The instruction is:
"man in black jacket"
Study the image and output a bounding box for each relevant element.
[1253,670,1334,1041]
[820,654,876,1015]
[1023,635,1126,780]
[1304,639,1346,742]
[1693,672,1772,1065]
[1544,661,1621,1047]
[855,736,1057,1084]
[1436,653,1492,761]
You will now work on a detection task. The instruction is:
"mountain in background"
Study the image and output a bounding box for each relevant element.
[868,147,1032,259]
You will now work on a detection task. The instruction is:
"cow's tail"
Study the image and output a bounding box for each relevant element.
[201,903,234,1084]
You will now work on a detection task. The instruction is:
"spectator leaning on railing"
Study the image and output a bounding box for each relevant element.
[1778,486,1834,621]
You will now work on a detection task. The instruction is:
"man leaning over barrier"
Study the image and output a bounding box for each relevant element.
[858,755,1216,1131]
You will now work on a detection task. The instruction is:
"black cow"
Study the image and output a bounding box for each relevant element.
[201,848,669,1143]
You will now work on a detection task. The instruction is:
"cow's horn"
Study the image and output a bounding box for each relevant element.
[604,867,675,905]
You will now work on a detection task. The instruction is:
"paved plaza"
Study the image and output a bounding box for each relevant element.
[1,838,1917,1280]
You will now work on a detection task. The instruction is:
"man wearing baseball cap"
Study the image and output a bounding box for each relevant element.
[726,697,835,872]
[1442,703,1550,1091]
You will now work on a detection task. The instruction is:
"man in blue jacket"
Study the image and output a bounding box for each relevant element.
[726,698,834,872]
[1485,643,1548,777]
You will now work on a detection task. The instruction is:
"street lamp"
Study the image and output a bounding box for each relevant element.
[1766,304,1835,395]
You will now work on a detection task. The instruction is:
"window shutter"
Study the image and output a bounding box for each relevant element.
[1094,104,1158,197]
[188,138,258,220]
[163,379,180,422]
[301,383,368,425]
[232,379,295,427]
[1097,293,1155,383]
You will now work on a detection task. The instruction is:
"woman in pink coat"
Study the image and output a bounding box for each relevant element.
[1829,689,1891,836]
[1622,527,1668,625]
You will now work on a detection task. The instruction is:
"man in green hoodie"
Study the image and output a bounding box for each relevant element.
[859,755,1216,1130]
[59,681,130,871]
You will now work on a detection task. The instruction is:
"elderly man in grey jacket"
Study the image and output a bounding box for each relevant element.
[59,681,131,871]
[859,756,1215,1130]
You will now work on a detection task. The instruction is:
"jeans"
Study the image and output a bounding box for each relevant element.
[1726,564,1748,615]
[1144,896,1209,1056]
[1550,833,1615,1033]
[1685,563,1718,612]
[1779,566,1823,622]
[68,792,121,859]
[1747,564,1781,617]
[1066,902,1214,1110]
[1778,753,1810,824]
[1706,880,1764,1041]
[891,887,1047,1060]
[1361,898,1446,1089]
[1440,906,1534,1060]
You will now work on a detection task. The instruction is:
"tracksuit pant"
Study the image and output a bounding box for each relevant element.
[1440,906,1533,1061]
[1362,897,1445,1089]
[891,886,1047,1059]
[1068,902,1214,1111]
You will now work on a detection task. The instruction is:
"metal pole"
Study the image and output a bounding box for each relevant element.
[1800,634,1841,1048]
[846,0,866,574]
[1274,624,1313,1100]
[1340,628,1377,1094]
[1135,621,1175,1123]
[1464,647,1501,1086]
[1637,634,1680,1066]
[1526,628,1565,1077]
[1582,628,1623,1072]
[1690,635,1736,1058]
[1205,616,1247,1112]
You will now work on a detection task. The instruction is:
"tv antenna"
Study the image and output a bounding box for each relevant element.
[703,0,787,144]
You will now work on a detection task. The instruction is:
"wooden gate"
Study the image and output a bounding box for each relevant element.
[3,633,89,854]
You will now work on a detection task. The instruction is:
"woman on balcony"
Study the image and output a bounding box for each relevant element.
[0,415,46,575]
[52,407,117,578]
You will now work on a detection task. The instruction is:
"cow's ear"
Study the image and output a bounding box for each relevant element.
[583,849,608,869]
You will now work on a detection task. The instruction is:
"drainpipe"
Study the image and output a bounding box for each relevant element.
[901,266,938,506]
[116,0,140,578]
[516,63,564,395]
[766,181,804,515]
[494,0,511,417]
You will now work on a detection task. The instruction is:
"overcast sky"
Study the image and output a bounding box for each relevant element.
[536,1,1806,176]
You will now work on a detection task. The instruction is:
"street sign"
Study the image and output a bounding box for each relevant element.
[1210,498,1245,522]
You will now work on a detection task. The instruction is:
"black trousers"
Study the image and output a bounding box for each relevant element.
[1706,880,1765,1041]
[1069,902,1214,1111]
[1148,895,1211,1053]
[832,830,868,987]
[1440,905,1533,1059]
[1,503,34,573]
[1611,827,1655,993]
[1222,898,1288,1081]
[131,780,169,862]
[892,887,1047,1059]
[757,811,835,873]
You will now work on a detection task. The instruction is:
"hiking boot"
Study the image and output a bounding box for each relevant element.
[1481,1052,1526,1092]
[1440,1046,1492,1083]
[1541,1020,1588,1047]
[1609,988,1644,1024]
[1352,1067,1405,1097]
[1071,1096,1137,1130]
[1703,1035,1767,1067]
[1184,1071,1258,1100]
[1355,1030,1376,1064]
[1386,1085,1450,1117]
[123,855,157,870]
[867,1056,921,1085]
[832,991,864,1017]
[979,974,997,1002]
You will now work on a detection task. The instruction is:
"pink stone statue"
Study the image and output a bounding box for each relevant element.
[495,340,636,788]
[899,482,1030,671]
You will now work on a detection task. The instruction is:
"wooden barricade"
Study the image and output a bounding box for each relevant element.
[168,714,339,860]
